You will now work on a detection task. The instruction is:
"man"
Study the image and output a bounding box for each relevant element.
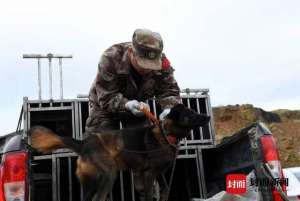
[86,28,181,132]
[86,29,181,200]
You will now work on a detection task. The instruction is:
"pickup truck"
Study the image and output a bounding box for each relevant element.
[0,89,287,201]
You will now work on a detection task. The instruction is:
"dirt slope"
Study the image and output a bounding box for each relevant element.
[213,104,300,168]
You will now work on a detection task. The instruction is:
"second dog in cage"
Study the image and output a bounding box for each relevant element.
[30,104,210,201]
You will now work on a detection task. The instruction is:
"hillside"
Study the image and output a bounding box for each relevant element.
[213,104,300,168]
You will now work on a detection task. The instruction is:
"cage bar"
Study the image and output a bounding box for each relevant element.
[23,53,72,100]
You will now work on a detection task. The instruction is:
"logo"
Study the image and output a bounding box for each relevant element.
[226,174,247,194]
[250,178,288,188]
[147,51,157,59]
[226,173,288,195]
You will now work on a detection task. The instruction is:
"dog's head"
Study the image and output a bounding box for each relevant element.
[163,104,210,140]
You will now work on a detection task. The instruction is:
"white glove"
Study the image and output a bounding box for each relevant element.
[159,108,171,121]
[139,101,150,111]
[125,100,149,116]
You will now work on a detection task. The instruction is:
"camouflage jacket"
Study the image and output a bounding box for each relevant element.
[88,42,181,121]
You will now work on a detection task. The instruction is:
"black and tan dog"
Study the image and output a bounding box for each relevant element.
[30,104,210,201]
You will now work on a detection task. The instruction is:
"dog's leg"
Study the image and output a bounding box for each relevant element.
[76,156,99,201]
[93,171,117,201]
[133,172,146,201]
[157,173,169,201]
[143,170,156,201]
[82,176,98,201]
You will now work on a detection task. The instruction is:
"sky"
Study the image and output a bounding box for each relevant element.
[0,0,299,135]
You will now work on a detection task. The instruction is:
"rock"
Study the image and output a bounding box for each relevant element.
[213,104,300,168]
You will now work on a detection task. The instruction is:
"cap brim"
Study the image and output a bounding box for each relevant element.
[135,55,162,70]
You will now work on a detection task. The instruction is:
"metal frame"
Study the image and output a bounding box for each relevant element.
[76,90,216,147]
[23,98,77,140]
[23,88,214,201]
[23,53,72,100]
[31,145,207,201]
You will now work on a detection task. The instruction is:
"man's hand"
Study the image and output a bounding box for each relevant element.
[139,102,150,111]
[125,100,149,116]
[159,108,171,121]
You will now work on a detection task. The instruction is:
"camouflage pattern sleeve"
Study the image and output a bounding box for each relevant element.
[155,54,181,109]
[94,55,128,113]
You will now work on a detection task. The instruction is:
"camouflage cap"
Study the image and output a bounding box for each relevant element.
[132,29,163,70]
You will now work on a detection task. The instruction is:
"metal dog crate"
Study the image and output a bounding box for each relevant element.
[23,98,78,140]
[31,146,207,201]
[76,89,216,146]
[23,89,215,201]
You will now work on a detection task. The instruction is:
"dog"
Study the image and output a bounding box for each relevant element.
[30,104,210,201]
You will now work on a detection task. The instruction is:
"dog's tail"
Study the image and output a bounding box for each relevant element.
[30,126,82,154]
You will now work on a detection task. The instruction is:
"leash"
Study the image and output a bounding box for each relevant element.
[140,105,180,201]
[165,146,179,201]
[139,106,160,126]
[139,105,177,146]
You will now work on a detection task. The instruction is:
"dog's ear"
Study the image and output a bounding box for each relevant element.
[167,104,210,128]
[190,114,210,127]
[166,104,184,122]
[179,113,210,128]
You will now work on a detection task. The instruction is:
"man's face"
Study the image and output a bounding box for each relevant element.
[128,48,152,75]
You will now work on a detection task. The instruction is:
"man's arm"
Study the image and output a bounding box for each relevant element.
[94,55,128,113]
[155,54,181,109]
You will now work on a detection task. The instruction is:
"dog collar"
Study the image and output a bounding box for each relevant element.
[160,121,177,145]
[166,135,177,144]
[160,121,168,136]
